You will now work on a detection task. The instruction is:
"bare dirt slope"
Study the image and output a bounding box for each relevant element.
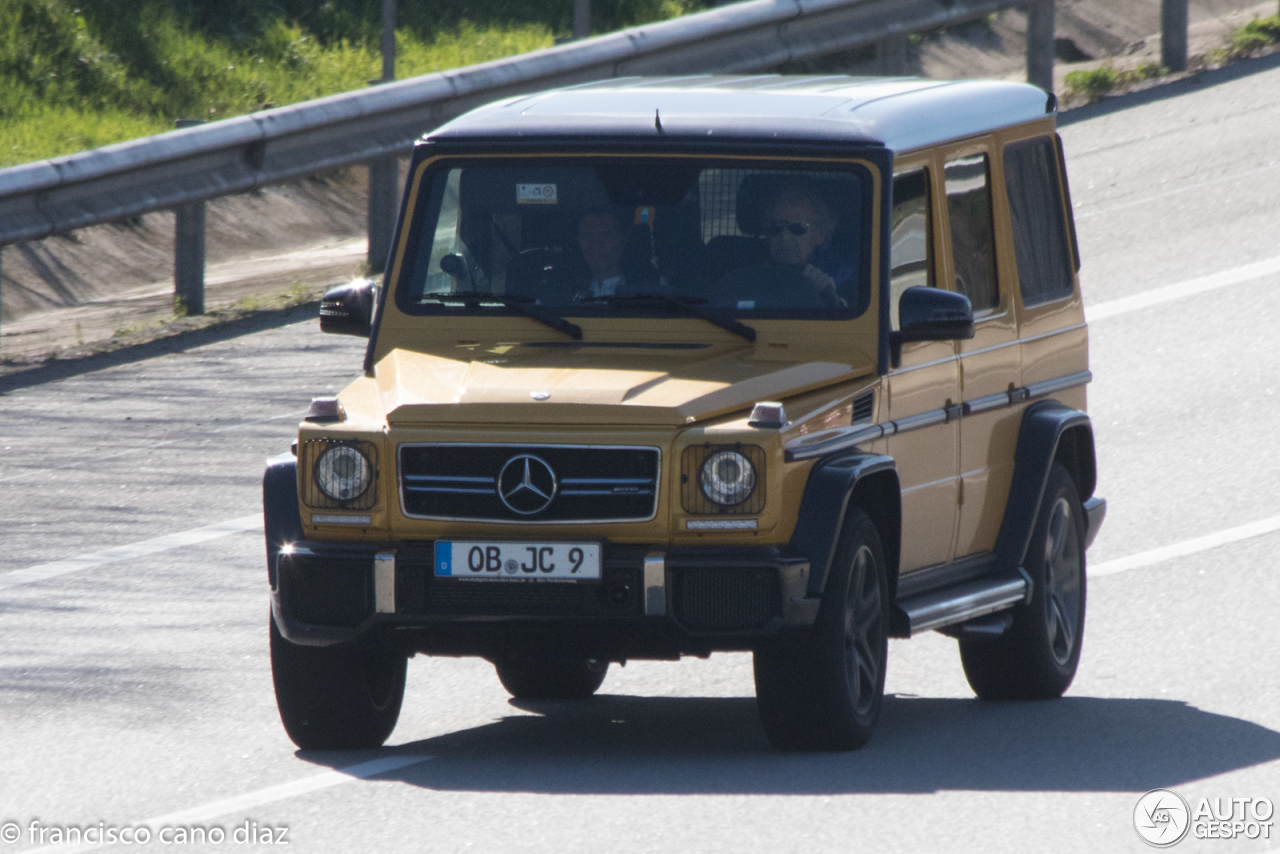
[916,0,1278,91]
[0,0,1272,366]
[0,168,374,363]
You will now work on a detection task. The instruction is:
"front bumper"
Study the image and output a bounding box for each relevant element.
[1083,496,1106,550]
[270,540,818,656]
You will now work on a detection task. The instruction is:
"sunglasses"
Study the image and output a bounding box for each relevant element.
[765,220,811,237]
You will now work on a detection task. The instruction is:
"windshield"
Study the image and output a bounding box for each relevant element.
[395,159,871,321]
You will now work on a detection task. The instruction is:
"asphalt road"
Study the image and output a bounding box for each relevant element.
[4,58,1280,854]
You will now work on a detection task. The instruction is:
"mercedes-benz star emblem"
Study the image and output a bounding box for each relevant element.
[497,454,558,515]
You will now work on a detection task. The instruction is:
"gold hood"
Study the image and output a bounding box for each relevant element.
[374,342,873,427]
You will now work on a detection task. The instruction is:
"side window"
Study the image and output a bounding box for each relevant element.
[944,153,999,313]
[1003,136,1074,306]
[889,169,931,330]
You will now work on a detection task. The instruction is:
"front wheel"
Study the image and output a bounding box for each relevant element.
[960,463,1087,700]
[270,615,406,750]
[495,658,609,700]
[754,509,889,751]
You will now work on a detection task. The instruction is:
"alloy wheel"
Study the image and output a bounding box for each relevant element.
[1043,496,1083,665]
[843,544,884,717]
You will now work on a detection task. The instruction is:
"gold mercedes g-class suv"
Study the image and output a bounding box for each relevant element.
[264,76,1105,752]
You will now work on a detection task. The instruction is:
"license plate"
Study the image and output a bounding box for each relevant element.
[434,541,601,581]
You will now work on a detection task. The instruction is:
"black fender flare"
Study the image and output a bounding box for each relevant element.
[263,452,303,588]
[994,400,1096,573]
[787,452,900,599]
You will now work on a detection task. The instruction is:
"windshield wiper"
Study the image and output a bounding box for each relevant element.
[420,291,582,340]
[583,294,756,342]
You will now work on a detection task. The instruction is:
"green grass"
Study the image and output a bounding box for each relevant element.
[1228,15,1280,58]
[1062,66,1118,103]
[1063,61,1167,104]
[0,0,705,166]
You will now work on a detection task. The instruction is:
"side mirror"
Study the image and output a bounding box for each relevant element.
[890,286,974,367]
[439,253,465,278]
[439,253,470,286]
[319,279,376,337]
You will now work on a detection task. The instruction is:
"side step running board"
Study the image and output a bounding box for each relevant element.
[893,569,1031,637]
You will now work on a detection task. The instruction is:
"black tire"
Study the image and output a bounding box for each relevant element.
[753,509,889,751]
[270,615,406,750]
[960,463,1087,700]
[495,658,609,700]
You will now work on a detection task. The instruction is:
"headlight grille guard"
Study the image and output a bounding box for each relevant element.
[680,444,766,515]
[300,438,379,511]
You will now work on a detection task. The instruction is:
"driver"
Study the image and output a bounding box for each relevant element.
[763,182,854,308]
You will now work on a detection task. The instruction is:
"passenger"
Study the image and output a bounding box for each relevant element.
[575,208,663,300]
[762,182,854,308]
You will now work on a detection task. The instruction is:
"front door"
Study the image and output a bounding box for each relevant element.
[885,164,961,573]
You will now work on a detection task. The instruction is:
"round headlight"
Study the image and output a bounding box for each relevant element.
[700,450,756,506]
[315,445,371,501]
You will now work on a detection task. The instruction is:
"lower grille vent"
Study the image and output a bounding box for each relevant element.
[277,554,372,627]
[672,567,780,631]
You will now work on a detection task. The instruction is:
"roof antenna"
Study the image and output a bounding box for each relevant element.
[654,108,664,135]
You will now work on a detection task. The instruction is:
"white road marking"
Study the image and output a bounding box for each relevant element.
[8,497,1280,592]
[1075,159,1280,220]
[0,409,305,485]
[0,515,262,591]
[1090,512,1280,578]
[29,754,434,854]
[1086,253,1280,322]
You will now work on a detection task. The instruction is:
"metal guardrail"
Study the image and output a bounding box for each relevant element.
[0,0,1054,249]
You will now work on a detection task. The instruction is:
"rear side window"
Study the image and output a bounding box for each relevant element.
[1003,137,1074,306]
[944,153,999,313]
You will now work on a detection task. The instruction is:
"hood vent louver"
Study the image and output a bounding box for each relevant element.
[852,391,874,424]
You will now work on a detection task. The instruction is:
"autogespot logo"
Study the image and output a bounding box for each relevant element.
[497,454,557,515]
[1134,789,1192,847]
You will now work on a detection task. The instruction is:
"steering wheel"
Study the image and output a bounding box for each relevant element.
[508,247,580,300]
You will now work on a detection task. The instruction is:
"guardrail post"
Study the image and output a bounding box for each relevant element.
[368,159,398,274]
[1026,0,1055,94]
[368,0,399,275]
[878,33,908,76]
[174,119,207,316]
[574,0,591,39]
[1161,0,1188,72]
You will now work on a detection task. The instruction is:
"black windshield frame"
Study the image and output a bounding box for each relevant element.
[390,152,877,324]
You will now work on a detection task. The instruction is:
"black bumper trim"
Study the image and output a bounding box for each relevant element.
[1083,496,1106,550]
[271,540,817,648]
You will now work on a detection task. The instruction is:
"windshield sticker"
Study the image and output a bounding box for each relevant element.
[517,184,557,204]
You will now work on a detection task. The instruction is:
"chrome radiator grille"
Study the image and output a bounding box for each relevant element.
[399,444,661,523]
